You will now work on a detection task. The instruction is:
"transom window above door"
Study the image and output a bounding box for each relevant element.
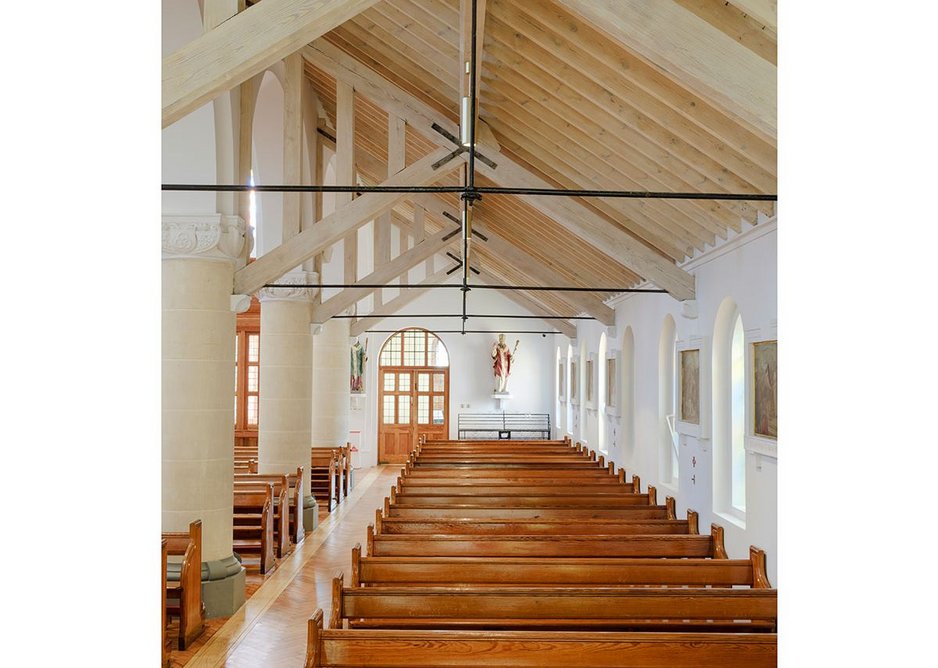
[379,328,450,367]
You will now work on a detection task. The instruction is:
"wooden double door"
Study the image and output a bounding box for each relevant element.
[378,367,449,463]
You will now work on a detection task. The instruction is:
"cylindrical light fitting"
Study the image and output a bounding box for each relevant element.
[459,96,472,147]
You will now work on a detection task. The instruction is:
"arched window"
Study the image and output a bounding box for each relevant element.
[598,333,607,453]
[377,328,449,463]
[566,343,575,437]
[620,327,635,458]
[658,316,678,486]
[730,315,746,509]
[555,346,565,435]
[713,298,747,520]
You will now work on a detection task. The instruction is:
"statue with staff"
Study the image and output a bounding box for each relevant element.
[492,334,519,393]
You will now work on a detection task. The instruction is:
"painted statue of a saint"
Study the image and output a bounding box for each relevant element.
[350,338,368,393]
[492,334,519,393]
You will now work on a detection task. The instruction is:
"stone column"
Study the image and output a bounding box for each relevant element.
[257,271,320,534]
[311,316,352,454]
[162,213,249,618]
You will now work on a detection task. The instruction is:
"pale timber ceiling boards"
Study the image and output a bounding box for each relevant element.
[310,0,775,295]
[167,0,776,326]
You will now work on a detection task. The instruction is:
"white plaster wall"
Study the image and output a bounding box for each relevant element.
[562,221,778,584]
[350,284,560,467]
[161,0,216,215]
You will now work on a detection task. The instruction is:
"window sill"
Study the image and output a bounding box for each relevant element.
[714,508,747,531]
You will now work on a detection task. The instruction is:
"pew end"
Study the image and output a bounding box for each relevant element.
[711,523,728,559]
[751,546,772,588]
[666,496,676,520]
[631,474,640,494]
[383,496,390,516]
[366,523,375,557]
[163,519,204,649]
[647,485,657,506]
[375,509,383,535]
[351,544,362,587]
[330,572,345,629]
[306,609,323,668]
[687,509,699,534]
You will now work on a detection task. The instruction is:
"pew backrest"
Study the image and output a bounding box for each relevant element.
[305,610,778,668]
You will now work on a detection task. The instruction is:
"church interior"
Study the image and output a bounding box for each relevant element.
[7,1,938,666]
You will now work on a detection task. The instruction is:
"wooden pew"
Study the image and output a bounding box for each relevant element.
[235,465,305,544]
[351,544,772,589]
[305,611,778,668]
[403,466,629,483]
[341,442,353,497]
[387,504,669,520]
[234,476,289,558]
[162,520,204,650]
[375,512,692,536]
[233,484,276,574]
[310,448,338,512]
[327,571,777,632]
[333,446,346,505]
[161,539,170,667]
[366,524,725,559]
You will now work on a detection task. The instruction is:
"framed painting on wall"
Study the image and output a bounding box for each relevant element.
[570,359,578,404]
[680,349,700,424]
[586,357,595,406]
[558,359,566,401]
[753,340,777,439]
[606,354,617,410]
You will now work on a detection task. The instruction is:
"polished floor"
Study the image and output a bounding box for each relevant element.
[181,464,396,667]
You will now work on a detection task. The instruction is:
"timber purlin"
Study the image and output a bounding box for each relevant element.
[306,438,776,667]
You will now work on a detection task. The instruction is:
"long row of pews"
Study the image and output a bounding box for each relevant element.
[161,443,357,662]
[305,437,777,667]
[310,444,354,512]
[236,443,354,514]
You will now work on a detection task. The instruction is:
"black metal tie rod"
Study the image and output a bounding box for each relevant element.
[264,282,666,293]
[330,313,596,320]
[161,182,776,201]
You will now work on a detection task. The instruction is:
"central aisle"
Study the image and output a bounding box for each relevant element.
[187,465,398,667]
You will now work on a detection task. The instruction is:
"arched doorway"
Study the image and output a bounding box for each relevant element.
[377,328,450,463]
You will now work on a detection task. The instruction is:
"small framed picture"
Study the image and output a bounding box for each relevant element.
[752,340,777,439]
[680,349,700,424]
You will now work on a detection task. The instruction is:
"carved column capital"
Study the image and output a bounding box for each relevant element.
[257,271,320,303]
[162,214,248,264]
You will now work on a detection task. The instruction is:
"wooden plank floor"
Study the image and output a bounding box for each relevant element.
[184,465,396,667]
